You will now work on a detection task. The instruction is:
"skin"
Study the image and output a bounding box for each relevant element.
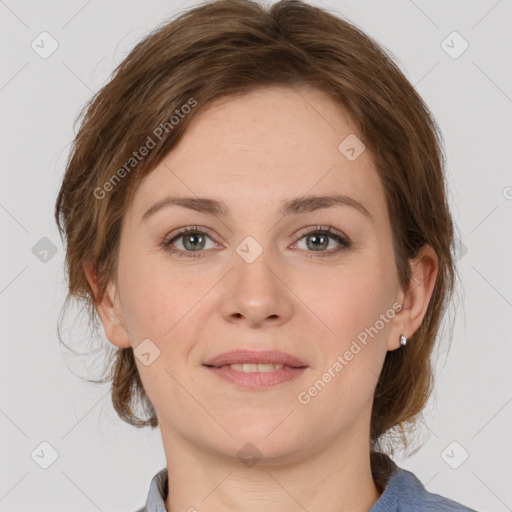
[85,85,438,512]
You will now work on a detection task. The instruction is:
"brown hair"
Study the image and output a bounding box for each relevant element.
[55,0,458,468]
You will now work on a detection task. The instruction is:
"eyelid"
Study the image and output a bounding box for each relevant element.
[164,225,216,240]
[294,224,348,242]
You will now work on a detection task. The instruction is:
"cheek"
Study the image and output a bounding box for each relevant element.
[135,287,191,343]
[298,268,392,416]
[118,250,193,342]
[298,262,395,399]
[297,263,389,339]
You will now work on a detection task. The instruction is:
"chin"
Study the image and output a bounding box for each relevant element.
[208,420,308,460]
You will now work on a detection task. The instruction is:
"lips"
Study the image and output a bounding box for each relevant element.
[203,349,308,368]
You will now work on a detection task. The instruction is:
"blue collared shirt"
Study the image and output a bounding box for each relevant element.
[134,462,477,511]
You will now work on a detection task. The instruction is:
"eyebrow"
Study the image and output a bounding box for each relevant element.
[140,194,372,223]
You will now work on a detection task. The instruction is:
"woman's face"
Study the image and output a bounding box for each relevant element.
[97,86,422,462]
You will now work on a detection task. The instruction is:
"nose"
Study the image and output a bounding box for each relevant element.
[219,247,294,328]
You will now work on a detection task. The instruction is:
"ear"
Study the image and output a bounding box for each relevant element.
[387,245,439,351]
[83,262,132,349]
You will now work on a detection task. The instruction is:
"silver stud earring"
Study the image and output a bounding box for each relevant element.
[400,335,407,347]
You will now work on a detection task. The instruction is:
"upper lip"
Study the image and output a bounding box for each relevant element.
[203,349,308,368]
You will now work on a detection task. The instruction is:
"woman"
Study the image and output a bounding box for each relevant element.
[54,0,477,510]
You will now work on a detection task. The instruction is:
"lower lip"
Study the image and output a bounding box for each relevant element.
[203,365,307,389]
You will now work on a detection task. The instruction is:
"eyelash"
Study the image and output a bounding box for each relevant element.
[161,225,351,259]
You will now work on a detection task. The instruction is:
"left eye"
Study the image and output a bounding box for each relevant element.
[162,225,351,258]
[294,229,350,253]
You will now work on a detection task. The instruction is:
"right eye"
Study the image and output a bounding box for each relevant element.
[162,226,219,258]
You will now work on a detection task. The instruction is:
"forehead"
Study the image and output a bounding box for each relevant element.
[127,86,387,224]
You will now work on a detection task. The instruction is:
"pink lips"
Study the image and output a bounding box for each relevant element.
[202,349,308,390]
[203,349,307,368]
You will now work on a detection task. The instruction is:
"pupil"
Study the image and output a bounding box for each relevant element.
[308,234,327,250]
[184,233,204,251]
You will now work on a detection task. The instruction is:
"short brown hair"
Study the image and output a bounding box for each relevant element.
[55,0,458,461]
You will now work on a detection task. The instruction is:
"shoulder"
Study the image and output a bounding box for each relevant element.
[371,463,478,512]
[134,467,168,512]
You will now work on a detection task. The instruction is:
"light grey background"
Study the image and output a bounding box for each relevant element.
[1,0,511,510]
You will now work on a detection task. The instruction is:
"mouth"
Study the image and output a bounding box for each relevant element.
[202,350,308,389]
[203,364,308,389]
[202,349,308,368]
[204,363,302,372]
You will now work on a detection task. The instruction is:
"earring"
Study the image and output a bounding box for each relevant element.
[400,335,407,347]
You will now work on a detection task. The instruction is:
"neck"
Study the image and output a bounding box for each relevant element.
[162,425,383,512]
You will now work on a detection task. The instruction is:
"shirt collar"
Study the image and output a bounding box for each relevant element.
[138,454,419,512]
[139,467,168,512]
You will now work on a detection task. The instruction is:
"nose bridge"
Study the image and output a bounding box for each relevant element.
[221,233,293,326]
